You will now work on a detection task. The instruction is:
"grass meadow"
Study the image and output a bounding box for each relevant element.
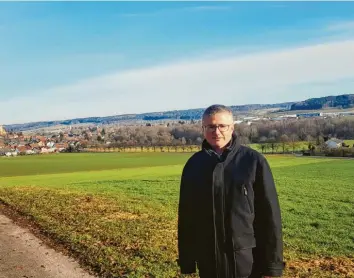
[0,153,353,277]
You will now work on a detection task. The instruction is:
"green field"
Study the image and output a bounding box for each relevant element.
[345,139,354,146]
[0,153,353,277]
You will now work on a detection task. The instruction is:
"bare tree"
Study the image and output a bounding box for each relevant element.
[290,134,299,153]
[259,136,268,153]
[280,134,289,153]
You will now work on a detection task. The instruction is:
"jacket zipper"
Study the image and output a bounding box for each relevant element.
[212,169,219,278]
[243,185,253,214]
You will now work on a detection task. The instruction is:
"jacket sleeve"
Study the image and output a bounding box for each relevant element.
[253,155,285,277]
[177,163,196,274]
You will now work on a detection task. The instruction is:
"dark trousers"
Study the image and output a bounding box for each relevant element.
[197,260,262,278]
[198,271,261,278]
[197,262,217,278]
[195,245,262,278]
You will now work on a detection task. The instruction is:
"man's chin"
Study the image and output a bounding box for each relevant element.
[211,142,226,149]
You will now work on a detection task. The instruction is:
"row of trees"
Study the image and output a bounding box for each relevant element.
[20,116,354,146]
[90,117,354,147]
[236,117,354,143]
[102,124,203,147]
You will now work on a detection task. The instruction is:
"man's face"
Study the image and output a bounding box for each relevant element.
[202,112,234,149]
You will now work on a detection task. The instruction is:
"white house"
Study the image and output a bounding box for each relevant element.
[26,150,35,155]
[47,141,55,148]
[325,139,343,149]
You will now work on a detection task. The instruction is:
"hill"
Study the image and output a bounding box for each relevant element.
[4,94,353,132]
[290,94,354,111]
[4,102,293,132]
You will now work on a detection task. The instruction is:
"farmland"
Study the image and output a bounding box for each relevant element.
[0,153,353,277]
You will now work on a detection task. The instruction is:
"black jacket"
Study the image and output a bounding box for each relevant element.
[178,134,284,277]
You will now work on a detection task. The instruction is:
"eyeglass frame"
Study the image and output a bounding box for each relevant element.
[202,124,233,132]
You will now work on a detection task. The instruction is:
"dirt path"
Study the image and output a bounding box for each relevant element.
[1,207,353,278]
[0,213,97,278]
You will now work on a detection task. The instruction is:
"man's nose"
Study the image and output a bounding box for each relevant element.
[214,127,222,135]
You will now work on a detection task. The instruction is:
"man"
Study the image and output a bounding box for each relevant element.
[178,104,284,278]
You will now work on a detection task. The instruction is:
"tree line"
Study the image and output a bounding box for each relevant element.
[86,117,354,149]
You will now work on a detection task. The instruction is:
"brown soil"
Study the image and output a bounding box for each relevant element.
[285,256,354,277]
[0,202,97,278]
[1,201,353,278]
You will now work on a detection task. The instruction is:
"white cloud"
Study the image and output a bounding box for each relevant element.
[326,20,354,32]
[322,20,354,41]
[3,39,354,124]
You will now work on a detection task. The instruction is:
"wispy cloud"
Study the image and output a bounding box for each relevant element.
[185,5,232,12]
[2,39,354,124]
[119,11,160,18]
[119,4,231,18]
[326,20,354,32]
[269,4,289,8]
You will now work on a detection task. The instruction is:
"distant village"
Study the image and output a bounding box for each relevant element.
[236,111,354,125]
[1,109,354,157]
[0,125,89,157]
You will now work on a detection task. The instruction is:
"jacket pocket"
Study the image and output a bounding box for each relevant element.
[234,248,254,278]
[243,185,254,214]
[233,235,256,278]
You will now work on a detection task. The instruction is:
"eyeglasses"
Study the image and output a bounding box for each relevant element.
[203,124,232,132]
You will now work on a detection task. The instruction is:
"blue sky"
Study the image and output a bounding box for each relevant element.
[1,1,354,124]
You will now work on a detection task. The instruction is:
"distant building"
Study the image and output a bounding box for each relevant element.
[338,112,354,116]
[321,112,338,117]
[325,138,343,149]
[0,125,7,136]
[279,114,298,118]
[296,112,321,118]
[243,116,258,121]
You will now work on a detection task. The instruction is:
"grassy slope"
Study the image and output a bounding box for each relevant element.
[0,153,353,277]
[0,153,189,177]
[344,139,354,146]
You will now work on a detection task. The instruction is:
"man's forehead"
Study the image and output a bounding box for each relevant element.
[203,112,233,122]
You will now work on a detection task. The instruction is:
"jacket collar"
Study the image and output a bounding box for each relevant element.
[202,133,241,161]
